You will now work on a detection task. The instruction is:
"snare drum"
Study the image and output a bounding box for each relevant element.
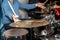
[2,29,28,40]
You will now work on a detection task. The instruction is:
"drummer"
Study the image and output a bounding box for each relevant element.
[1,0,46,30]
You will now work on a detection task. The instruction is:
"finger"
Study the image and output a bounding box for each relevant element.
[37,5,43,8]
[38,3,45,5]
[41,6,46,9]
[14,19,21,22]
[42,3,45,5]
[40,3,44,5]
[13,15,19,18]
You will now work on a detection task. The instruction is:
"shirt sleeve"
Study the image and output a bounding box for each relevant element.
[18,2,36,10]
[1,3,13,20]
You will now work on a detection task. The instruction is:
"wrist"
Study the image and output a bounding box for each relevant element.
[35,4,38,7]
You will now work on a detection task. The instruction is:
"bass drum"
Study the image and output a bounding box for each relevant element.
[18,0,29,19]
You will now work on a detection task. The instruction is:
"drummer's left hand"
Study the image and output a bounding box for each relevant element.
[35,3,46,9]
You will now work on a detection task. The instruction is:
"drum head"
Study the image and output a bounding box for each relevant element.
[3,29,28,38]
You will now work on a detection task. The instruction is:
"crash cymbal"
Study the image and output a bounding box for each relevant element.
[50,5,60,8]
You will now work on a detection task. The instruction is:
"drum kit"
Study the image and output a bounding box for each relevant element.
[2,1,60,40]
[2,20,49,40]
[2,7,60,40]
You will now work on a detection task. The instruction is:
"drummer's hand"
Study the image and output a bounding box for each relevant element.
[13,14,19,18]
[12,14,21,22]
[35,3,46,9]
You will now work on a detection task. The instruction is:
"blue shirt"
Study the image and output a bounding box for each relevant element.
[1,0,36,24]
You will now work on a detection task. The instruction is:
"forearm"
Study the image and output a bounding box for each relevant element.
[19,3,36,10]
[19,3,46,10]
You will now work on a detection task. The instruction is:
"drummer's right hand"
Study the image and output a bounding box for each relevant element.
[12,14,21,22]
[13,14,19,18]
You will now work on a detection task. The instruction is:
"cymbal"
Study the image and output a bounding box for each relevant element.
[9,20,49,28]
[50,5,60,8]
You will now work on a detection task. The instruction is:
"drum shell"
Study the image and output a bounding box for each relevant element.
[2,34,28,40]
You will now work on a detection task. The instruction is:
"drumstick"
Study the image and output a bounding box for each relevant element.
[44,0,48,4]
[8,1,17,15]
